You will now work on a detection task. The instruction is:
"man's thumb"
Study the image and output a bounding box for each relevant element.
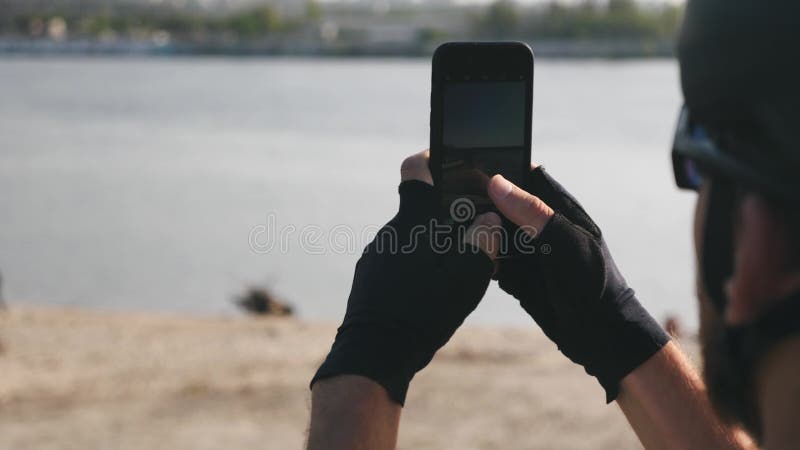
[487,175,554,237]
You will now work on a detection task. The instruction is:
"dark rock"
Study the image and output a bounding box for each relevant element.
[235,287,294,317]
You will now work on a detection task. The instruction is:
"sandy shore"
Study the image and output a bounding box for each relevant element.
[0,306,695,449]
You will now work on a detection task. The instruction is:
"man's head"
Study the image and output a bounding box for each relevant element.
[677,0,800,441]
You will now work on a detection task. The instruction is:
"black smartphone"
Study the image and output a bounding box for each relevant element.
[429,41,533,225]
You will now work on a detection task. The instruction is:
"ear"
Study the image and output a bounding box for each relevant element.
[725,194,800,325]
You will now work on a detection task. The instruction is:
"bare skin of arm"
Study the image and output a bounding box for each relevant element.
[307,343,757,450]
[617,342,756,450]
[307,376,401,450]
[306,345,757,450]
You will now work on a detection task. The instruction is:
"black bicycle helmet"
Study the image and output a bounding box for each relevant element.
[676,0,800,203]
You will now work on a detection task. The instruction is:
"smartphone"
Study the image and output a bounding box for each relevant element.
[429,42,533,225]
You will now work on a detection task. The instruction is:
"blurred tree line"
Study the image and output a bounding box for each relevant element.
[0,0,683,47]
[1,2,319,40]
[479,0,681,40]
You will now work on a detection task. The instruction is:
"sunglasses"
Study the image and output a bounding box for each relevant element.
[671,106,714,191]
[671,105,800,203]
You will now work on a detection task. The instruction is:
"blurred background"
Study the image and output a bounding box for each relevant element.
[0,1,696,449]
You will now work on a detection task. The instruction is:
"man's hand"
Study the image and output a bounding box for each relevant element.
[307,150,500,450]
[311,150,501,405]
[486,166,757,449]
[487,166,670,402]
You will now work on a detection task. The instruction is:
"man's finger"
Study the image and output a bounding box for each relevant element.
[487,174,554,237]
[400,149,434,186]
[464,212,503,261]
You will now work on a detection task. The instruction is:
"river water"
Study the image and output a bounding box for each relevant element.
[0,56,698,327]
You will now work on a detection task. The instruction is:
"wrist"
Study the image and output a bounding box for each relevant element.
[592,292,671,402]
[308,375,401,450]
[311,322,435,406]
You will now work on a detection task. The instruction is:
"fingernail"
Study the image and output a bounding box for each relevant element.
[489,175,513,199]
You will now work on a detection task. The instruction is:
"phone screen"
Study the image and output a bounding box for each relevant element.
[440,80,528,214]
[443,82,525,148]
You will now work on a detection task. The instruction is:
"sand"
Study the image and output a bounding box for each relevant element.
[0,306,696,449]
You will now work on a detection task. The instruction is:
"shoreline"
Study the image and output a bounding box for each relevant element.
[0,305,695,449]
[0,38,677,60]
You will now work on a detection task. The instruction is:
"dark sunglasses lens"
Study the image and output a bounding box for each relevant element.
[682,158,703,190]
[691,124,708,141]
[672,107,707,191]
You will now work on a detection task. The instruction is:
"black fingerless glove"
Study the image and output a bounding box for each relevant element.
[496,167,670,403]
[311,180,493,405]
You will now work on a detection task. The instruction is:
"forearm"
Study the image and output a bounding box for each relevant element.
[617,341,756,449]
[307,375,402,450]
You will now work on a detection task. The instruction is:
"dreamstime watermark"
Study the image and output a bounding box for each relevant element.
[449,197,476,223]
[248,198,551,256]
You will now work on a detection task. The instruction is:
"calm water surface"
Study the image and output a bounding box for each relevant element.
[0,56,697,327]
